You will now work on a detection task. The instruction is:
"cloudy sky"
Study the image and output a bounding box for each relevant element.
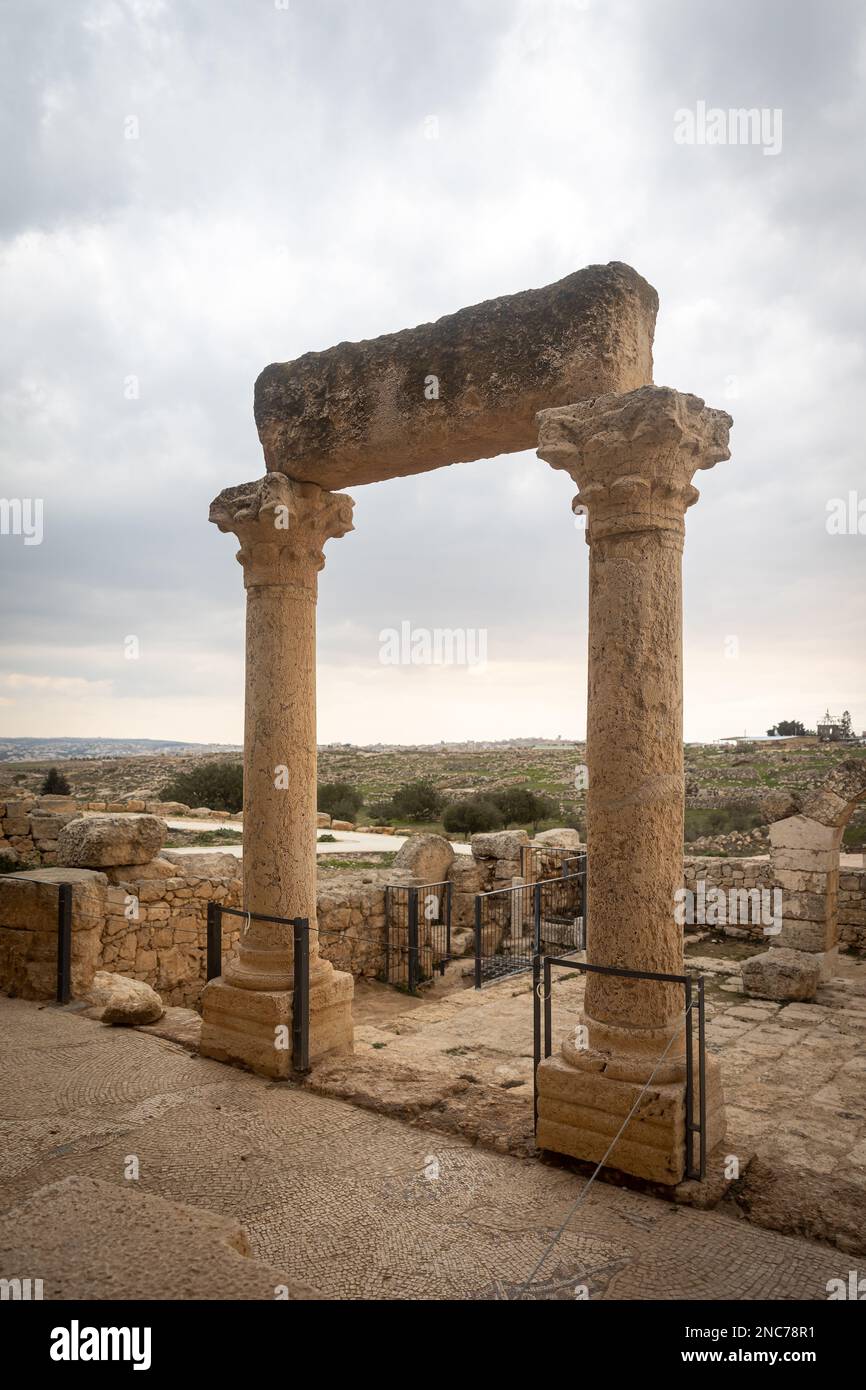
[2,0,864,745]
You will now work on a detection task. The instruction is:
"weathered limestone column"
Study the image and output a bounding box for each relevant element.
[534,385,731,1184]
[200,473,355,1075]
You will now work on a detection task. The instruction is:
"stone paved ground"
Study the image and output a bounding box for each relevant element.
[0,997,857,1300]
[330,943,866,1251]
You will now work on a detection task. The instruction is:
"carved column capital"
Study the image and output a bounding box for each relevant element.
[209,474,354,592]
[537,385,732,544]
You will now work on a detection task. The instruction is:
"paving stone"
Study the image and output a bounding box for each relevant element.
[0,996,856,1299]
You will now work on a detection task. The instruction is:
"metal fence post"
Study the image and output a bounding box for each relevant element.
[684,974,695,1179]
[532,951,542,1134]
[292,919,310,1074]
[445,880,452,958]
[543,956,553,1060]
[206,901,222,981]
[533,881,541,954]
[473,894,482,990]
[56,882,72,1005]
[698,975,707,1180]
[407,888,419,992]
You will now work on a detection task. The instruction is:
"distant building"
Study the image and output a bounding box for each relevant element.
[817,710,852,742]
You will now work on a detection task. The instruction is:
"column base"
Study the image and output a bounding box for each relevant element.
[535,1049,726,1186]
[199,966,354,1078]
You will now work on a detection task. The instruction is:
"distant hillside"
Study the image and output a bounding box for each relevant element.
[0,737,241,763]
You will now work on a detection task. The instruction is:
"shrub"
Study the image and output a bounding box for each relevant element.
[492,787,556,831]
[443,796,503,838]
[389,779,444,823]
[318,781,364,821]
[161,761,244,813]
[41,767,71,796]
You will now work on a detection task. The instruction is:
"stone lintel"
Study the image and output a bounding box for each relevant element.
[254,262,658,488]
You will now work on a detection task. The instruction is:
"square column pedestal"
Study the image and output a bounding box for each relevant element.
[536,1043,726,1186]
[200,970,354,1079]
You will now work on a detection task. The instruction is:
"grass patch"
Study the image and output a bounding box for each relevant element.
[317,854,397,870]
[164,828,242,847]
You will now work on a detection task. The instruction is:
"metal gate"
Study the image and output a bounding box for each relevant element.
[474,864,586,988]
[383,880,453,992]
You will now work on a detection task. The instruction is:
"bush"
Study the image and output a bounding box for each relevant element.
[492,787,556,831]
[318,782,364,822]
[389,779,443,823]
[443,796,503,838]
[41,767,71,796]
[161,761,244,813]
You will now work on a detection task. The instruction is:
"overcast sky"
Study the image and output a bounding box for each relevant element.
[1,0,864,745]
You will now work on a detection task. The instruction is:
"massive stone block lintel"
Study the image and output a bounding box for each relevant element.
[254,261,658,489]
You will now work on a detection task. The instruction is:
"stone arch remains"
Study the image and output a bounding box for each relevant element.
[743,759,866,1002]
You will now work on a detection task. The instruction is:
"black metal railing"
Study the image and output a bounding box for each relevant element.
[0,875,73,1004]
[474,868,586,988]
[532,954,707,1181]
[383,880,453,992]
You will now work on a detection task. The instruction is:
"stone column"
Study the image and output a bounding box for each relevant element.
[200,473,355,1076]
[534,385,731,1184]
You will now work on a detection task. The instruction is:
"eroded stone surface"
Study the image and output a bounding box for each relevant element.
[0,1175,320,1300]
[56,814,166,868]
[255,262,658,488]
[84,970,165,1025]
[392,832,455,884]
[742,948,820,1002]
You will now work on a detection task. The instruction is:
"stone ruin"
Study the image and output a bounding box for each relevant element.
[191,259,737,1187]
[0,806,564,1009]
[743,761,866,1002]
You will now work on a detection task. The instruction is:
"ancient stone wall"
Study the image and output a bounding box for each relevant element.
[839,867,866,949]
[0,797,81,868]
[0,858,392,1007]
[99,860,242,1006]
[0,868,106,998]
[0,795,242,871]
[314,868,390,980]
[682,853,865,950]
[682,855,773,941]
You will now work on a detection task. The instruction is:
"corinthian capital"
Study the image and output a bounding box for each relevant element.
[537,385,732,542]
[209,474,354,590]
